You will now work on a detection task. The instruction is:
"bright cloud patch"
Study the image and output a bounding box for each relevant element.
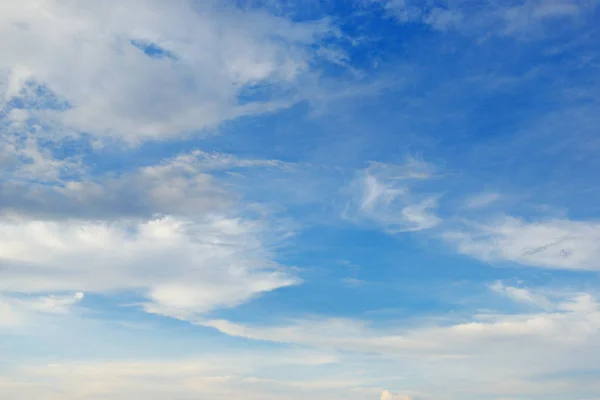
[0,215,297,319]
[380,391,414,400]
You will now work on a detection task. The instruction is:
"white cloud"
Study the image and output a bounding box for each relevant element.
[0,214,297,319]
[0,132,80,182]
[201,288,600,355]
[2,284,600,399]
[444,216,600,270]
[0,103,300,319]
[343,159,440,232]
[0,0,335,142]
[463,192,501,209]
[32,292,84,314]
[489,281,553,309]
[199,317,437,355]
[171,150,293,172]
[378,0,424,24]
[0,292,84,327]
[0,149,295,220]
[29,292,84,314]
[378,0,597,37]
[200,287,600,398]
[398,198,440,232]
[0,298,23,328]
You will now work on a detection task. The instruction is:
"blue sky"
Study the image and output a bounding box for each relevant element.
[1,1,600,399]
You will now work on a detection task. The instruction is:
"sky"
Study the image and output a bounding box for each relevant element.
[1,0,600,399]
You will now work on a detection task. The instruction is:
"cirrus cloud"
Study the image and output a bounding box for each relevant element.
[444,216,600,270]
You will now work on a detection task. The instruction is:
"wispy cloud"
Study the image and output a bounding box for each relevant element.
[201,287,600,354]
[463,192,501,210]
[200,285,600,398]
[377,0,598,38]
[0,292,84,328]
[343,158,441,232]
[444,217,600,270]
[489,281,554,310]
